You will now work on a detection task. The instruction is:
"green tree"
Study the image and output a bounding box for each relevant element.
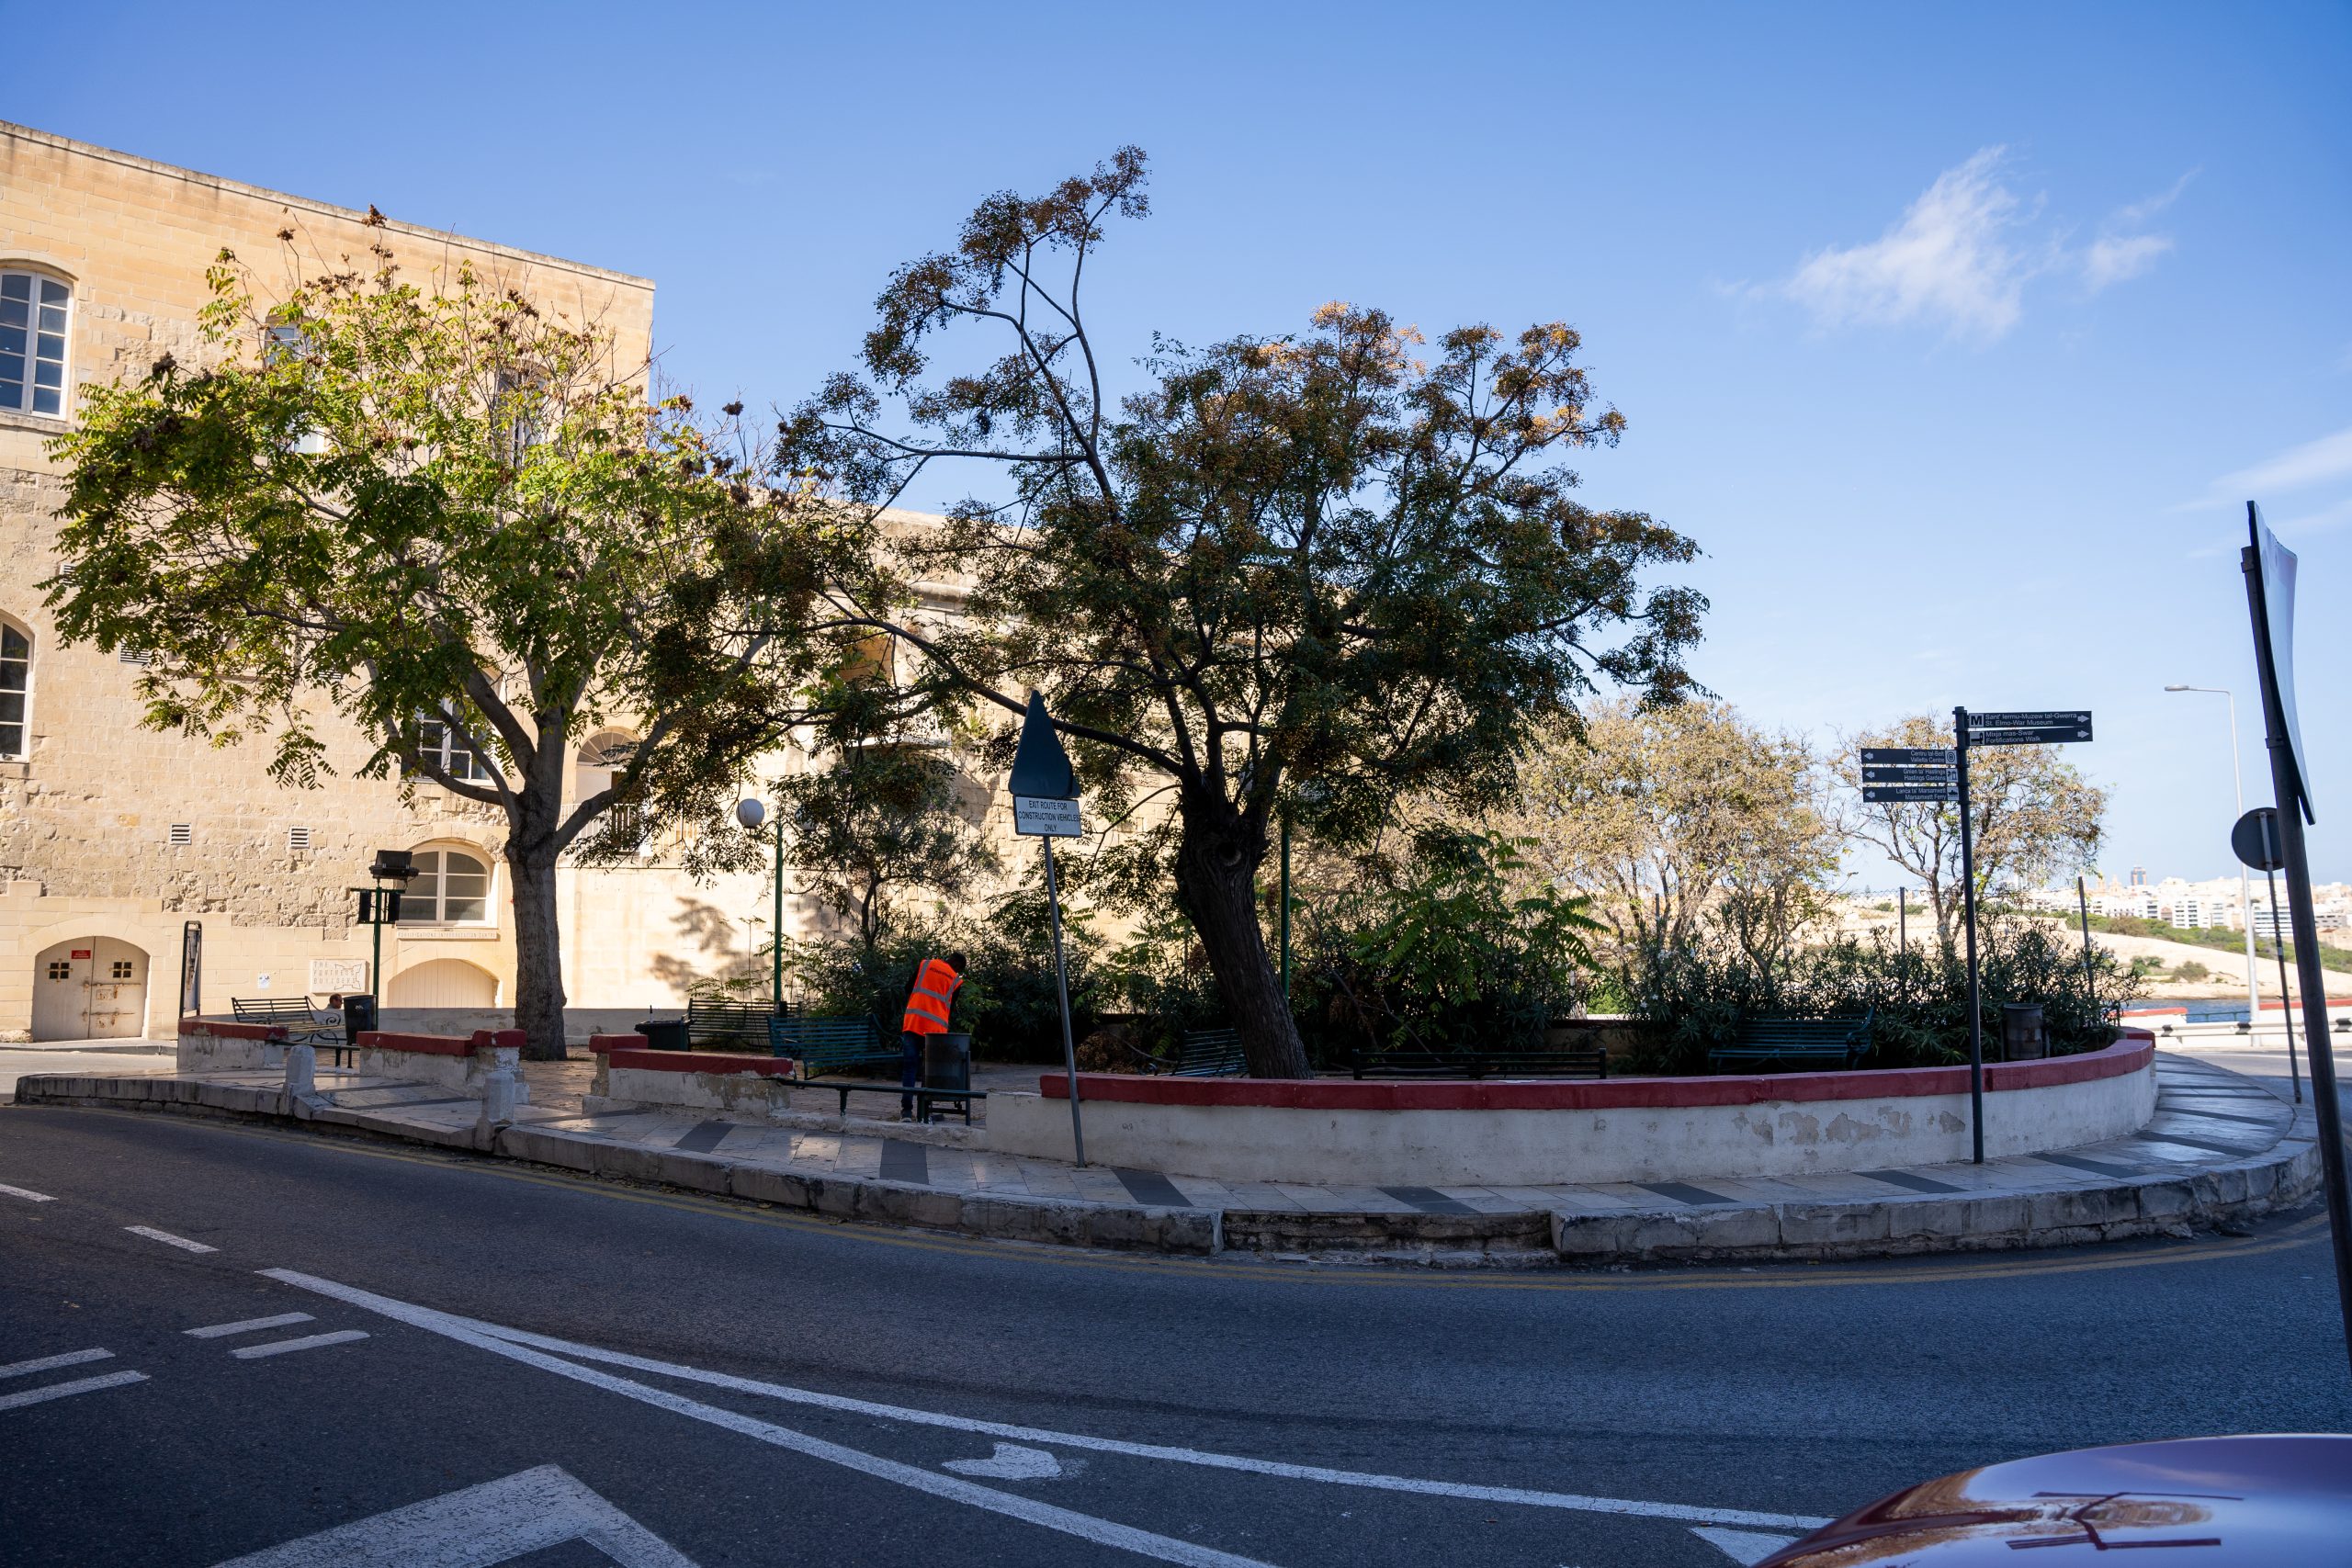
[47,248,869,1058]
[1509,699,1845,982]
[770,740,998,956]
[1842,715,2106,953]
[780,151,1703,1077]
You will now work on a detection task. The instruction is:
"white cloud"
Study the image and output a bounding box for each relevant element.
[2083,232,2173,289]
[1770,153,2192,338]
[2211,424,2352,499]
[2273,494,2352,537]
[1779,148,2033,340]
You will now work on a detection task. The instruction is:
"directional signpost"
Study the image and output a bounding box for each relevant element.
[1008,691,1087,1167]
[1858,713,2093,1162]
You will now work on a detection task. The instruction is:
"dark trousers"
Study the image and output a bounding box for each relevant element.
[901,1030,924,1117]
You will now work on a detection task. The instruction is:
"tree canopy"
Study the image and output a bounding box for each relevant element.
[778,149,1705,1077]
[1843,715,2107,950]
[47,244,872,1056]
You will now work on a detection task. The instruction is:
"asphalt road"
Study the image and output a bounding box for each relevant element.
[3,1098,2349,1568]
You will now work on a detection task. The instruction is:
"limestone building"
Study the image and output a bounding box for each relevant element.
[0,120,862,1040]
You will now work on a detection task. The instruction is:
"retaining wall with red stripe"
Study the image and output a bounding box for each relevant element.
[585,1032,806,1113]
[989,1032,2160,1188]
[176,1017,528,1097]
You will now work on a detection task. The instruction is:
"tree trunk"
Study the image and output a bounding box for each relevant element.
[505,824,569,1062]
[1171,796,1310,1078]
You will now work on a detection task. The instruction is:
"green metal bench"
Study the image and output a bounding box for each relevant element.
[768,1014,978,1123]
[1708,1011,1873,1073]
[1170,1027,1247,1077]
[1348,1045,1608,1080]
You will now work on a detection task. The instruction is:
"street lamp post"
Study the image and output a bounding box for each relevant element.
[735,798,786,1013]
[2164,685,2263,1032]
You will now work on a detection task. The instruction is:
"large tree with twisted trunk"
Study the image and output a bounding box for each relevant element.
[782,150,1705,1077]
[47,249,874,1059]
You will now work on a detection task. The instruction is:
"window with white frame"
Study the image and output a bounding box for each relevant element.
[398,848,492,924]
[415,714,500,783]
[1,619,29,759]
[1,271,71,416]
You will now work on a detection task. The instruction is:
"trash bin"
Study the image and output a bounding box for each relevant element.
[924,1032,972,1094]
[638,1018,692,1052]
[342,993,377,1045]
[2001,1003,2047,1061]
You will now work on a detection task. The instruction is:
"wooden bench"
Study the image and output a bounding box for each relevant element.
[1169,1027,1247,1077]
[1708,1012,1873,1073]
[769,1015,980,1124]
[232,996,347,1063]
[1347,1045,1608,1080]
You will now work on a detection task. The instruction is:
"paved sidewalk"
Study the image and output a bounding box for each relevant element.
[12,1052,2321,1264]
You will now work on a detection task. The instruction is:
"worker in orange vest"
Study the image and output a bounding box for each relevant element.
[899,952,967,1120]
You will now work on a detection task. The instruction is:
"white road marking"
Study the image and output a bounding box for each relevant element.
[0,1370,149,1413]
[0,1348,113,1380]
[125,1225,217,1253]
[187,1313,315,1339]
[1692,1525,1804,1563]
[207,1463,698,1568]
[945,1441,1067,1480]
[231,1330,370,1360]
[266,1269,1279,1568]
[0,1182,55,1201]
[266,1267,1831,1534]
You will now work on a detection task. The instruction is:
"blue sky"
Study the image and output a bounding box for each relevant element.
[20,1,2352,880]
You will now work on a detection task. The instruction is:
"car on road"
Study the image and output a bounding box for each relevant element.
[1758,1434,2352,1564]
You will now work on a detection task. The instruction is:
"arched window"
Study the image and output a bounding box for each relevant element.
[574,730,637,802]
[0,617,29,760]
[1,270,71,417]
[398,847,493,925]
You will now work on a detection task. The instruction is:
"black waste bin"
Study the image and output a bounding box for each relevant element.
[638,1018,692,1052]
[342,994,378,1045]
[922,1032,972,1122]
[2001,1003,2047,1061]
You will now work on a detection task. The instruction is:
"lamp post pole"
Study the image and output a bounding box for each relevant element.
[736,797,786,1014]
[774,810,786,1014]
[2165,685,2261,1032]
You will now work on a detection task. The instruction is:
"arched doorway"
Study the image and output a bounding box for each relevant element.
[32,936,151,1041]
[387,958,499,1008]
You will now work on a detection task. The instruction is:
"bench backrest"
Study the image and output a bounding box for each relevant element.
[769,1015,888,1066]
[1175,1028,1247,1077]
[232,998,318,1023]
[685,998,782,1049]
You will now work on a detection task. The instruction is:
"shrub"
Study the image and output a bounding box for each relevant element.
[1618,915,2142,1074]
[2173,960,2211,982]
[1291,829,1600,1066]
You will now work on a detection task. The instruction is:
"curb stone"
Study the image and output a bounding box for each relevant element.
[6,1071,2319,1266]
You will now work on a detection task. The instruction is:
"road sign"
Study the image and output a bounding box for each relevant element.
[2233,807,2285,874]
[1966,711,2092,746]
[1860,747,1954,766]
[1861,765,1957,783]
[1012,796,1082,837]
[1863,783,1960,803]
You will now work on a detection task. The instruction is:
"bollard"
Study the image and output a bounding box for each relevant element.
[476,1047,519,1134]
[282,1043,315,1100]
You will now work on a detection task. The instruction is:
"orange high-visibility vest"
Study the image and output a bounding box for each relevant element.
[901,957,961,1035]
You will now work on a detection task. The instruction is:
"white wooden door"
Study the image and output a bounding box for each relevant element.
[85,937,149,1039]
[31,939,89,1041]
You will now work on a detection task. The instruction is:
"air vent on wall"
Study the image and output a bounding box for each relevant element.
[119,648,153,665]
[168,822,192,845]
[287,826,311,853]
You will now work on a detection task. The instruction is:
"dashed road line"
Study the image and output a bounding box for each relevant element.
[0,1370,148,1413]
[0,1182,56,1202]
[187,1313,315,1339]
[0,1348,113,1380]
[230,1330,370,1360]
[125,1224,218,1253]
